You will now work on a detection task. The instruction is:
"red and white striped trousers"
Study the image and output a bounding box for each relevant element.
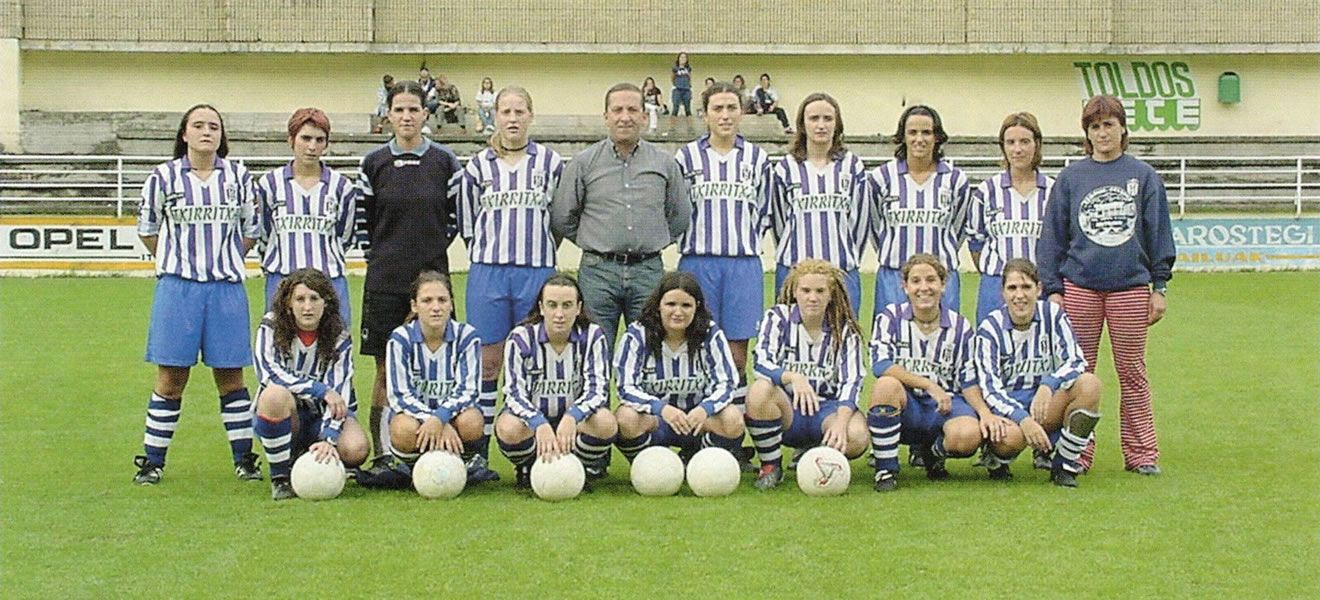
[1063,280,1160,470]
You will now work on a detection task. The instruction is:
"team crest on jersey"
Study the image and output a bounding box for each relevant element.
[1126,178,1140,197]
[532,172,546,190]
[939,344,954,363]
[739,163,754,181]
[937,188,952,208]
[839,177,851,195]
[1038,336,1050,356]
[224,183,239,203]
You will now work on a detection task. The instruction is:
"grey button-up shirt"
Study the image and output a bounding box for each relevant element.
[551,138,690,254]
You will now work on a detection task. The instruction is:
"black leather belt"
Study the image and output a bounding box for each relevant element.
[585,250,661,265]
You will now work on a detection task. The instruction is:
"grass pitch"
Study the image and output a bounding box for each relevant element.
[2,272,1318,598]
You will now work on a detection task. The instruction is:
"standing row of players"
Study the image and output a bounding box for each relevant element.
[130,80,1174,497]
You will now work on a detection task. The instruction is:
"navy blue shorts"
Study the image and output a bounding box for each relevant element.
[264,272,352,326]
[291,400,325,460]
[360,290,410,357]
[145,275,252,368]
[651,415,704,451]
[782,398,846,448]
[678,255,764,341]
[899,391,977,445]
[466,263,556,346]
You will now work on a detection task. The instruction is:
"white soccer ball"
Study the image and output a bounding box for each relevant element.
[412,451,467,499]
[531,454,585,501]
[685,447,740,497]
[290,452,345,501]
[630,446,685,496]
[795,446,852,496]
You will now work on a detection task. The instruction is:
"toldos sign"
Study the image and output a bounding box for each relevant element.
[1073,61,1200,132]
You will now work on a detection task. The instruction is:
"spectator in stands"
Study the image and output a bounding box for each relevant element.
[732,74,755,114]
[753,73,792,133]
[671,52,694,117]
[698,77,716,117]
[418,67,439,116]
[374,74,394,134]
[642,77,667,133]
[475,77,497,134]
[434,74,466,133]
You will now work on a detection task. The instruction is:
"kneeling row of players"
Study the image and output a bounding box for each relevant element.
[254,255,1100,500]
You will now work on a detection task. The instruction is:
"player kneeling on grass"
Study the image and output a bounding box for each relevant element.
[746,260,869,490]
[361,271,487,489]
[974,258,1101,487]
[495,274,618,489]
[253,268,369,500]
[866,254,998,492]
[614,272,745,463]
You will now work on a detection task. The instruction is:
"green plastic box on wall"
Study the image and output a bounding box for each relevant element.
[1218,72,1241,104]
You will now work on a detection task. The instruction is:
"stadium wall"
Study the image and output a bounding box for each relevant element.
[16,51,1320,137]
[0,39,18,152]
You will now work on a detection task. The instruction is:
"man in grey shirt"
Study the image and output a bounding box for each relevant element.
[552,82,690,350]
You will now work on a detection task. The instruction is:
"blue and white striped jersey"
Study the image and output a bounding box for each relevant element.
[965,170,1053,276]
[455,142,564,267]
[615,321,739,416]
[753,304,865,407]
[767,152,870,271]
[253,314,355,443]
[385,319,481,424]
[255,163,358,277]
[974,300,1087,423]
[869,302,978,397]
[137,156,260,282]
[503,322,610,429]
[675,134,772,257]
[868,159,972,271]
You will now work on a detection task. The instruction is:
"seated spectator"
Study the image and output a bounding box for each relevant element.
[642,76,668,132]
[374,74,394,134]
[475,77,497,134]
[698,77,716,116]
[418,67,439,116]
[753,73,792,133]
[434,74,466,132]
[732,74,755,114]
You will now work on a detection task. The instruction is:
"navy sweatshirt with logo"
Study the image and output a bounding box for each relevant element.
[1038,154,1176,296]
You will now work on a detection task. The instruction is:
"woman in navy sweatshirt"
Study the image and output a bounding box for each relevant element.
[1038,94,1175,477]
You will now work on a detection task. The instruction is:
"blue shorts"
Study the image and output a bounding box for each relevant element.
[467,263,556,345]
[678,255,763,341]
[975,273,1003,326]
[145,275,252,368]
[264,272,352,326]
[899,391,977,445]
[782,398,847,448]
[651,416,704,451]
[774,265,861,316]
[874,267,961,317]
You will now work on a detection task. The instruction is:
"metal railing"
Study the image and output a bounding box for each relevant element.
[2,154,1318,218]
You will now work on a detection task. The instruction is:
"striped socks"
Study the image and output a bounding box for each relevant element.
[142,393,181,467]
[219,389,254,462]
[746,417,783,468]
[477,380,498,460]
[867,405,901,473]
[617,432,652,463]
[497,435,535,468]
[254,415,293,479]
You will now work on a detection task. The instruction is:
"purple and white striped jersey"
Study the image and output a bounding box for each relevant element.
[767,152,870,271]
[675,135,771,257]
[256,163,358,277]
[615,321,738,416]
[869,302,978,397]
[868,159,972,271]
[974,300,1087,423]
[385,319,481,424]
[137,156,260,282]
[502,322,610,430]
[253,314,355,444]
[455,142,564,267]
[965,170,1053,276]
[753,304,865,407]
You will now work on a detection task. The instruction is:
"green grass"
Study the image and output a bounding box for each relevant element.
[2,272,1318,598]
